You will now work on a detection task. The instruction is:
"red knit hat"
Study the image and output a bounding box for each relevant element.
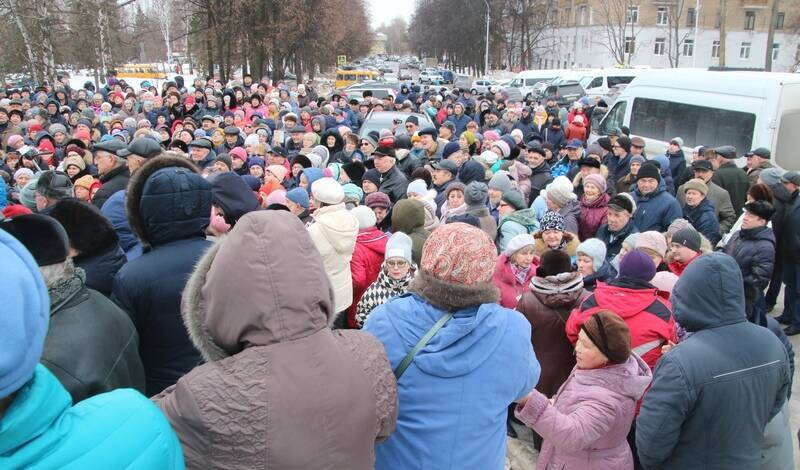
[38,140,55,154]
[420,222,497,285]
[2,204,33,218]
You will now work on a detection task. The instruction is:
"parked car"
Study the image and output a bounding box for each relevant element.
[358,111,435,138]
[420,71,444,84]
[470,79,499,95]
[439,69,454,84]
[540,81,585,106]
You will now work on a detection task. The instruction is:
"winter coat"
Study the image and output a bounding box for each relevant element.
[348,227,389,328]
[92,164,130,210]
[596,219,638,261]
[41,268,144,404]
[564,120,586,142]
[444,113,472,136]
[582,260,617,291]
[725,226,776,321]
[779,195,800,261]
[517,272,588,398]
[677,180,737,234]
[747,160,773,187]
[578,193,609,241]
[355,265,414,328]
[516,354,652,470]
[533,230,580,259]
[683,198,721,245]
[497,208,540,252]
[391,199,430,266]
[609,153,632,185]
[712,161,749,215]
[155,211,397,469]
[363,277,540,470]
[529,161,553,204]
[209,172,260,227]
[100,190,142,260]
[0,365,183,469]
[509,161,532,202]
[558,198,581,235]
[636,253,791,470]
[467,205,498,241]
[75,244,127,297]
[308,203,359,313]
[632,183,683,232]
[433,179,455,216]
[568,278,677,370]
[542,125,566,149]
[111,155,213,396]
[492,253,538,309]
[378,165,409,203]
[667,150,686,183]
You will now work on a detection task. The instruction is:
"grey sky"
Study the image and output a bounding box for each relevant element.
[367,0,416,28]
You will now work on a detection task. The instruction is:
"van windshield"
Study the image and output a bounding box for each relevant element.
[631,97,755,152]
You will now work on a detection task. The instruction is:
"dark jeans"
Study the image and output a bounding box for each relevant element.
[782,263,800,328]
[766,257,783,307]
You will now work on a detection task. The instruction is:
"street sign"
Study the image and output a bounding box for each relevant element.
[337,55,347,66]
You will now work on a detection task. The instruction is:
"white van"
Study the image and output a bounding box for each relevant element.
[503,69,566,101]
[589,70,800,170]
[576,69,640,100]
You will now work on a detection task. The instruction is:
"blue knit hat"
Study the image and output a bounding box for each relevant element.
[286,187,310,210]
[0,229,50,398]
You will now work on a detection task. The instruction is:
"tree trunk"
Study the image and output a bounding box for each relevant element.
[765,0,779,71]
[7,0,41,83]
[719,0,727,67]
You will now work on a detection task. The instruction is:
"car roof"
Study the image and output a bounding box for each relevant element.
[359,111,434,137]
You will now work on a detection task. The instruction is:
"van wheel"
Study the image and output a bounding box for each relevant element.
[471,88,477,94]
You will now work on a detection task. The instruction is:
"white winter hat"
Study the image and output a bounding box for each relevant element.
[546,175,577,207]
[480,150,498,165]
[504,234,536,257]
[351,206,377,229]
[406,179,428,197]
[385,232,413,264]
[311,177,344,205]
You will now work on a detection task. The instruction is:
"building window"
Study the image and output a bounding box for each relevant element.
[686,7,696,27]
[711,40,720,58]
[772,43,780,61]
[625,36,636,54]
[683,39,694,57]
[796,44,800,63]
[627,6,639,25]
[654,37,666,55]
[744,11,756,30]
[657,7,668,26]
[775,12,784,30]
[715,10,721,29]
[740,41,751,59]
[577,5,589,26]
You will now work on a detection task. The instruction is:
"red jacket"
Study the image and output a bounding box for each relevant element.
[348,227,388,327]
[565,120,586,142]
[566,279,677,370]
[492,253,538,309]
[578,193,609,241]
[668,252,701,276]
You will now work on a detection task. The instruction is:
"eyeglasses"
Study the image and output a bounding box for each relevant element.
[360,142,370,147]
[611,145,621,149]
[386,259,409,268]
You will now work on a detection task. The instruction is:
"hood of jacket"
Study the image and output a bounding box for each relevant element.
[529,271,585,308]
[127,155,212,249]
[672,252,746,332]
[572,353,652,401]
[510,160,532,179]
[209,172,260,226]
[356,227,389,256]
[182,210,334,361]
[311,203,359,254]
[311,115,327,133]
[321,129,343,154]
[502,207,538,230]
[592,281,662,319]
[392,199,425,234]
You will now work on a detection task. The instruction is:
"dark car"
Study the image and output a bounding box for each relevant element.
[358,111,435,138]
[541,81,585,106]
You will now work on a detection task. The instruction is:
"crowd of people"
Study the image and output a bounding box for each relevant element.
[0,71,797,469]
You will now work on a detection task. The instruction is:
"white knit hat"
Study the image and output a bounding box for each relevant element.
[385,232,413,263]
[503,234,536,257]
[546,175,577,207]
[311,177,344,205]
[406,179,428,197]
[350,206,376,230]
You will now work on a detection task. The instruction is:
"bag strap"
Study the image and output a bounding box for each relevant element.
[394,312,454,380]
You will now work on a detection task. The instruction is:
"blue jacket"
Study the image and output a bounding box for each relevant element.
[364,294,539,470]
[636,253,790,470]
[683,198,720,245]
[632,182,683,232]
[101,191,142,260]
[596,219,639,261]
[444,113,472,137]
[0,365,183,469]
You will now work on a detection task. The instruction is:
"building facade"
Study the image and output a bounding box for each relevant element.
[536,0,799,72]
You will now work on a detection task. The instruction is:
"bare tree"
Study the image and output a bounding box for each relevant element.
[664,0,692,67]
[149,0,174,65]
[594,0,640,66]
[718,0,727,66]
[502,0,557,70]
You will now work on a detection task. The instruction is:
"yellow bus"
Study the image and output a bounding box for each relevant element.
[335,69,380,89]
[115,64,168,80]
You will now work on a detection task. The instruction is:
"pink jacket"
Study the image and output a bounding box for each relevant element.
[492,254,538,309]
[515,354,652,470]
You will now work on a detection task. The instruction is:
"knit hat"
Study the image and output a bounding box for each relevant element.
[418,222,497,285]
[672,227,701,252]
[501,190,527,211]
[13,168,34,183]
[362,169,381,188]
[311,177,344,205]
[583,173,607,194]
[385,231,413,264]
[0,213,69,266]
[492,140,510,159]
[35,171,73,200]
[504,233,536,257]
[365,191,391,210]
[2,204,32,218]
[63,155,86,171]
[536,249,573,277]
[759,167,784,186]
[540,211,565,232]
[479,149,499,165]
[488,170,512,193]
[442,141,461,159]
[630,155,646,166]
[618,249,656,282]
[581,311,631,364]
[637,162,661,182]
[744,200,775,221]
[577,239,606,269]
[465,181,488,209]
[406,179,428,197]
[666,218,692,238]
[636,231,668,258]
[683,178,708,196]
[229,146,247,162]
[546,175,577,208]
[265,190,287,207]
[351,205,377,229]
[445,182,466,198]
[651,271,679,298]
[248,157,266,169]
[267,165,288,182]
[286,187,310,209]
[214,154,233,171]
[342,183,363,202]
[0,228,50,399]
[18,177,38,210]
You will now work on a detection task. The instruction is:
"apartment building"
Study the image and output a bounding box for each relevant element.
[536,0,800,72]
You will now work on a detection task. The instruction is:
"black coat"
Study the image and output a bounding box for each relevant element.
[76,244,127,297]
[596,218,638,261]
[779,195,800,261]
[377,165,409,204]
[529,162,553,204]
[92,164,130,210]
[724,225,775,322]
[711,162,749,215]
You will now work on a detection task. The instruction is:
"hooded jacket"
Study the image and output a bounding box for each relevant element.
[636,253,791,470]
[209,172,260,226]
[308,202,359,313]
[153,211,397,469]
[567,279,677,370]
[632,182,683,232]
[677,180,736,234]
[497,208,540,252]
[348,227,389,328]
[362,276,539,470]
[683,197,721,245]
[111,155,213,396]
[391,199,430,266]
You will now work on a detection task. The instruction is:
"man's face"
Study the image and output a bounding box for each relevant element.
[94,151,117,175]
[421,135,435,150]
[607,208,631,232]
[486,114,498,126]
[190,147,209,161]
[202,120,213,131]
[746,154,764,170]
[668,143,681,154]
[637,177,659,195]
[439,127,452,140]
[670,243,697,264]
[360,140,375,154]
[291,132,303,143]
[488,187,503,203]
[127,155,146,174]
[526,151,544,167]
[685,189,705,207]
[432,169,453,186]
[267,154,285,167]
[373,154,395,173]
[693,168,712,183]
[631,145,644,156]
[405,122,418,134]
[567,147,581,160]
[225,134,238,145]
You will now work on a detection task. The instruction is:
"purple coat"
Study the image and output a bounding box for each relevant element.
[515,354,652,470]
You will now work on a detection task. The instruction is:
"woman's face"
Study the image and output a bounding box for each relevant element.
[576,254,595,276]
[458,135,468,149]
[299,173,309,189]
[630,161,641,175]
[576,329,609,370]
[66,165,81,178]
[291,163,304,177]
[303,135,316,148]
[511,247,535,268]
[448,189,464,207]
[386,257,410,280]
[372,206,388,223]
[250,166,264,178]
[74,185,90,201]
[362,180,378,194]
[15,173,31,188]
[583,181,601,199]
[326,135,336,147]
[542,229,564,248]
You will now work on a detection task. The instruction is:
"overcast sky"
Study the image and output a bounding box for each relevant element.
[367,0,416,28]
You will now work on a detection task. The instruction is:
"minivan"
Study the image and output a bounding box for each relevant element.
[577,69,640,99]
[589,70,800,170]
[503,69,566,101]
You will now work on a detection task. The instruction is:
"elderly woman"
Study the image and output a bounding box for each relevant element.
[533,211,579,260]
[355,232,416,328]
[493,233,539,309]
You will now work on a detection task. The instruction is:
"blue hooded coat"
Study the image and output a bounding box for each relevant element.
[632,181,683,233]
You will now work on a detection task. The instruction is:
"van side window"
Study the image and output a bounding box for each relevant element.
[608,76,635,87]
[600,101,627,134]
[588,77,603,89]
[631,97,755,152]
[775,111,800,169]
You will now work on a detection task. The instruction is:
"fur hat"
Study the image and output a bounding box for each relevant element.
[0,213,69,266]
[581,310,631,364]
[385,231,413,263]
[536,248,573,277]
[744,200,775,221]
[577,238,606,269]
[342,161,366,183]
[351,205,377,229]
[311,177,344,205]
[48,198,119,259]
[618,249,656,282]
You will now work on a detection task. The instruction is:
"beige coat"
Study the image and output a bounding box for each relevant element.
[308,203,359,312]
[154,211,397,470]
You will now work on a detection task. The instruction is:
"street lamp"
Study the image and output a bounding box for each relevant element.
[484,0,490,75]
[693,0,700,67]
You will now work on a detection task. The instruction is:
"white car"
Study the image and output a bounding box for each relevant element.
[470,79,499,95]
[420,71,444,84]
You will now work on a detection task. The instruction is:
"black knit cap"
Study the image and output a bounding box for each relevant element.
[637,162,662,182]
[0,213,69,266]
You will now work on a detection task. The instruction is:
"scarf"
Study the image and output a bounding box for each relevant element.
[511,263,532,285]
